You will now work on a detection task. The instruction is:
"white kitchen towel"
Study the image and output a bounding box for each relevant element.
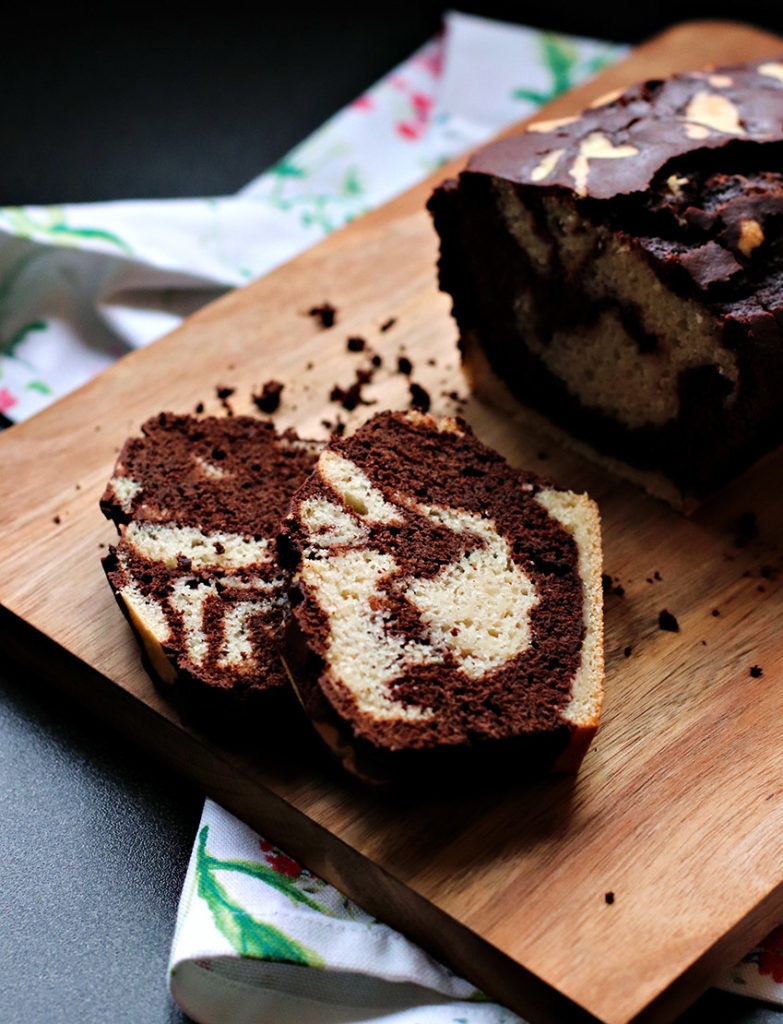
[2,9,777,1020]
[0,11,619,422]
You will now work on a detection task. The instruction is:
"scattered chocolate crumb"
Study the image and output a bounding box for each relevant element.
[613,584,625,598]
[654,571,662,581]
[216,384,235,416]
[750,665,763,678]
[308,302,337,328]
[75,483,81,491]
[346,336,366,352]
[380,317,397,332]
[329,365,377,411]
[252,380,284,414]
[306,361,314,371]
[195,402,205,414]
[701,640,707,645]
[397,355,413,376]
[646,577,653,584]
[602,574,613,595]
[214,542,225,555]
[605,892,615,905]
[758,585,766,593]
[658,609,679,633]
[712,609,720,617]
[408,382,430,412]
[623,646,632,658]
[427,358,437,366]
[733,512,759,548]
[98,542,105,549]
[53,515,61,525]
[371,354,383,368]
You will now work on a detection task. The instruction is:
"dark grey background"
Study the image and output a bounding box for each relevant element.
[3,6,783,1023]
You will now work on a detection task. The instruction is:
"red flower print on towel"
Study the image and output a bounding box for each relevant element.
[758,926,783,983]
[258,838,303,878]
[0,387,17,414]
[396,91,435,141]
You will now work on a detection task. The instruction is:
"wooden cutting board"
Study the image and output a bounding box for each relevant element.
[2,20,783,1024]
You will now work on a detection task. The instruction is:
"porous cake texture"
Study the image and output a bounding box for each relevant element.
[101,413,321,714]
[428,61,783,504]
[280,410,603,780]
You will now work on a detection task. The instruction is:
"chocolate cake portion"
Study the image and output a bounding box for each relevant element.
[280,410,603,780]
[428,61,783,504]
[101,413,321,716]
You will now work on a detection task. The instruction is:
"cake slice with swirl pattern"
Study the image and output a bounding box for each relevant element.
[279,410,603,781]
[101,413,321,719]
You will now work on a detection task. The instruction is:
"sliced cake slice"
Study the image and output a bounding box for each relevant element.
[101,413,321,717]
[279,410,603,781]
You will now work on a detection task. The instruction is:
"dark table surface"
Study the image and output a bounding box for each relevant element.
[4,6,783,1023]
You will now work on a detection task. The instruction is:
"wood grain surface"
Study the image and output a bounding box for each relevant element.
[2,20,783,1024]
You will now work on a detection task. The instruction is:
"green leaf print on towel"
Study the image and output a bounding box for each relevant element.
[196,825,327,966]
[1,320,47,364]
[512,32,616,106]
[267,164,366,233]
[1,207,134,255]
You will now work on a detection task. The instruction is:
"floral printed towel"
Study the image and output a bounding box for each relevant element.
[0,11,619,422]
[169,801,524,1024]
[0,8,778,1019]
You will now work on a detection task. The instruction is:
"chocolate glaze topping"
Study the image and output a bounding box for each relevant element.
[470,63,783,199]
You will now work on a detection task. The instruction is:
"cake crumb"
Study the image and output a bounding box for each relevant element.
[252,380,284,414]
[605,892,615,905]
[658,609,679,632]
[53,515,61,524]
[712,608,720,617]
[397,355,413,376]
[623,646,632,658]
[371,353,383,368]
[308,302,337,328]
[194,402,205,414]
[329,366,377,411]
[216,385,235,416]
[750,665,763,678]
[408,382,431,412]
[346,336,366,352]
[379,316,397,332]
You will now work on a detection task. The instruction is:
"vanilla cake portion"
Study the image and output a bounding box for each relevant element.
[280,410,603,780]
[428,61,783,504]
[101,413,321,714]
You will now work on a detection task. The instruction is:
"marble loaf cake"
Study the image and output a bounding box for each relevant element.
[279,410,603,781]
[101,413,321,719]
[428,60,783,505]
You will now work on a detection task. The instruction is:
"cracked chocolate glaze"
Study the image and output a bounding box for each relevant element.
[101,414,321,708]
[428,61,783,499]
[281,411,587,759]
